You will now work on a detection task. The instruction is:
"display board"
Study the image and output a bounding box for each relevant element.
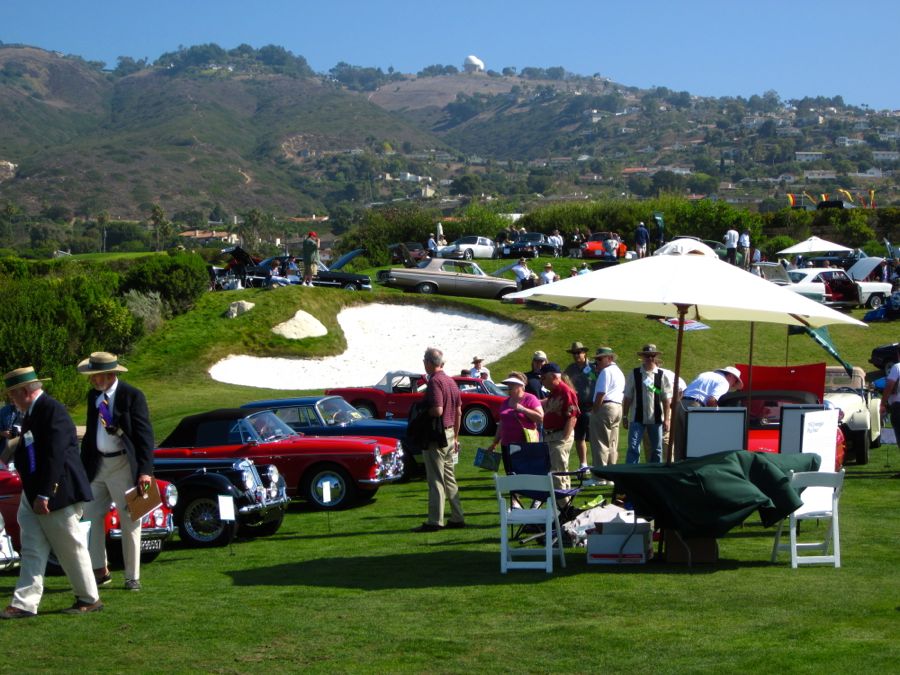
[778,404,825,455]
[685,407,747,458]
[800,408,839,471]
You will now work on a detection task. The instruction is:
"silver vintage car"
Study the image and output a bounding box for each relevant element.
[377,258,517,299]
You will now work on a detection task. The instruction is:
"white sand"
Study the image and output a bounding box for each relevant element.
[209,303,529,389]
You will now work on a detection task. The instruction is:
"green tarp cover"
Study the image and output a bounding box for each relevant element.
[593,450,821,538]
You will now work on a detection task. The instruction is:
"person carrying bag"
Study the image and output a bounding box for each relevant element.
[486,372,544,474]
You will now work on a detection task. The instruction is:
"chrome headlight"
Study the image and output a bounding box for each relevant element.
[165,483,179,508]
[151,507,165,528]
[241,469,254,490]
[267,464,280,485]
[374,446,383,464]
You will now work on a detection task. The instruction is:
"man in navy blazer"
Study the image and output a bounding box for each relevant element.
[1,366,101,618]
[79,352,154,592]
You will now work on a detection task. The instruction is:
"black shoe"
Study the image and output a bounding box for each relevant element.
[0,605,35,619]
[124,579,141,591]
[444,520,466,529]
[411,523,443,533]
[62,599,104,615]
[95,573,111,586]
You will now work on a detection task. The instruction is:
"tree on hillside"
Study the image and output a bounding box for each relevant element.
[149,204,172,251]
[450,174,482,196]
[113,56,148,77]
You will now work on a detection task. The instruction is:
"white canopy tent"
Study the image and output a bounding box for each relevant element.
[777,236,853,255]
[653,238,718,258]
[506,254,867,461]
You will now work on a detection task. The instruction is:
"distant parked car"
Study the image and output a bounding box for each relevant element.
[241,395,423,476]
[152,457,289,547]
[325,372,506,436]
[805,249,867,270]
[786,267,860,308]
[823,366,880,465]
[223,246,372,291]
[438,236,497,260]
[581,232,627,260]
[155,409,404,510]
[377,257,517,299]
[389,242,429,265]
[869,343,900,374]
[499,232,561,259]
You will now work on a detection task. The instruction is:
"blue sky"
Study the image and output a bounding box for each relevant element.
[2,0,897,109]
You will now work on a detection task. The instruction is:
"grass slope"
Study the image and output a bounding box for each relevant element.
[4,273,897,672]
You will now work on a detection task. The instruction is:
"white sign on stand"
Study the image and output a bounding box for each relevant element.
[218,495,236,521]
[800,409,839,471]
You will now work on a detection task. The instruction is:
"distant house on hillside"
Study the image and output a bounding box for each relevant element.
[179,229,239,246]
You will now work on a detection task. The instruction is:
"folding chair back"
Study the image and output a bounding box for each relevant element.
[771,469,844,568]
[494,473,566,573]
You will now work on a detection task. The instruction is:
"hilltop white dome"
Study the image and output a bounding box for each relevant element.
[463,55,485,72]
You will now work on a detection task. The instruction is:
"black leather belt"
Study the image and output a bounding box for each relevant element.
[100,450,125,458]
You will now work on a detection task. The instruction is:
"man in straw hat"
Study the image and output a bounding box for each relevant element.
[1,366,102,618]
[563,341,596,473]
[622,344,673,464]
[589,347,625,478]
[77,352,154,592]
[674,366,744,460]
[468,356,491,381]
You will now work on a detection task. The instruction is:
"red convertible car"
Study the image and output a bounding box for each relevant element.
[719,363,845,470]
[0,466,177,570]
[154,409,404,510]
[581,231,627,260]
[325,371,506,436]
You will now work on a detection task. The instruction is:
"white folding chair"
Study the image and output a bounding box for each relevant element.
[494,472,566,574]
[771,469,844,568]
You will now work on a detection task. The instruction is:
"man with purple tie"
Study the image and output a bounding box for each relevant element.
[78,352,154,592]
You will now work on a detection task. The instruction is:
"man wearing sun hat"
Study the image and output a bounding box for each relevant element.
[674,365,744,460]
[468,356,491,381]
[563,341,596,472]
[78,352,154,592]
[524,350,549,399]
[622,344,673,464]
[1,366,101,618]
[589,346,625,474]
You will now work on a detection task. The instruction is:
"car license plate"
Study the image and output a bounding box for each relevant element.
[140,539,162,552]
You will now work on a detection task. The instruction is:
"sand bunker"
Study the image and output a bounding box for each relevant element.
[209,303,529,390]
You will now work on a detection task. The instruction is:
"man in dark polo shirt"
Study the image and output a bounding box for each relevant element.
[412,347,465,533]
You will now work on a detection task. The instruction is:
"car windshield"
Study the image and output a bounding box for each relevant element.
[481,379,506,396]
[588,233,611,242]
[316,397,364,426]
[237,411,296,442]
[517,233,542,243]
[787,271,809,283]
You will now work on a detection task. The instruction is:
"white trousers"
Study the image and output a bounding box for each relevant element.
[82,453,141,581]
[12,499,99,614]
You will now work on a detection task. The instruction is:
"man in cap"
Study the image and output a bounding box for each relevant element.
[539,362,580,490]
[468,357,490,380]
[78,352,154,591]
[578,262,590,275]
[426,233,437,257]
[563,341,596,472]
[622,344,673,464]
[589,347,625,475]
[511,257,535,290]
[302,231,321,286]
[525,350,548,399]
[634,221,650,258]
[1,367,101,618]
[674,366,744,460]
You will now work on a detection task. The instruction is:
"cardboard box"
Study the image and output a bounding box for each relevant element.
[663,530,719,564]
[586,531,652,565]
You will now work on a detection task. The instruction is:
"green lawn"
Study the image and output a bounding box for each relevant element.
[3,278,898,673]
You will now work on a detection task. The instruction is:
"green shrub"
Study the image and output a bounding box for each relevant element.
[121,252,209,316]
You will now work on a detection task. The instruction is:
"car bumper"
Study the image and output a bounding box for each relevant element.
[109,514,175,548]
[359,451,405,484]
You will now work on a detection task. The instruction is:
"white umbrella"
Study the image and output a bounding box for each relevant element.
[506,254,866,460]
[777,236,853,255]
[654,237,718,258]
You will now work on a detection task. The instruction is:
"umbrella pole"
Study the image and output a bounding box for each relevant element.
[746,322,755,450]
[666,304,689,464]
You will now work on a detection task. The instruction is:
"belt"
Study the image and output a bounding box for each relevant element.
[683,397,705,405]
[602,401,622,406]
[99,450,125,458]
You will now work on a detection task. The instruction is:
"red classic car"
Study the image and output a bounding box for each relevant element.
[581,231,627,260]
[0,466,177,570]
[719,363,845,470]
[154,409,404,510]
[325,371,506,436]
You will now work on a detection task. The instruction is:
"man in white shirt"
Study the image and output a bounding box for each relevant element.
[675,366,743,460]
[738,230,751,269]
[589,346,625,473]
[468,357,490,380]
[539,263,559,285]
[723,228,739,265]
[511,258,534,290]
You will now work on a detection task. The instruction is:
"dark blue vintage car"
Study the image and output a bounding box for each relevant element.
[241,395,422,475]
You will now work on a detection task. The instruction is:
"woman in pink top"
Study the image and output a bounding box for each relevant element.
[487,372,544,474]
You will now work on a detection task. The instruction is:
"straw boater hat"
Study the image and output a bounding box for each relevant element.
[636,344,661,357]
[2,366,50,392]
[566,341,587,354]
[77,352,129,376]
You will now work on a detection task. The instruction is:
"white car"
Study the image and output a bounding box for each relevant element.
[786,268,860,308]
[823,366,880,465]
[846,257,892,309]
[437,236,497,260]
